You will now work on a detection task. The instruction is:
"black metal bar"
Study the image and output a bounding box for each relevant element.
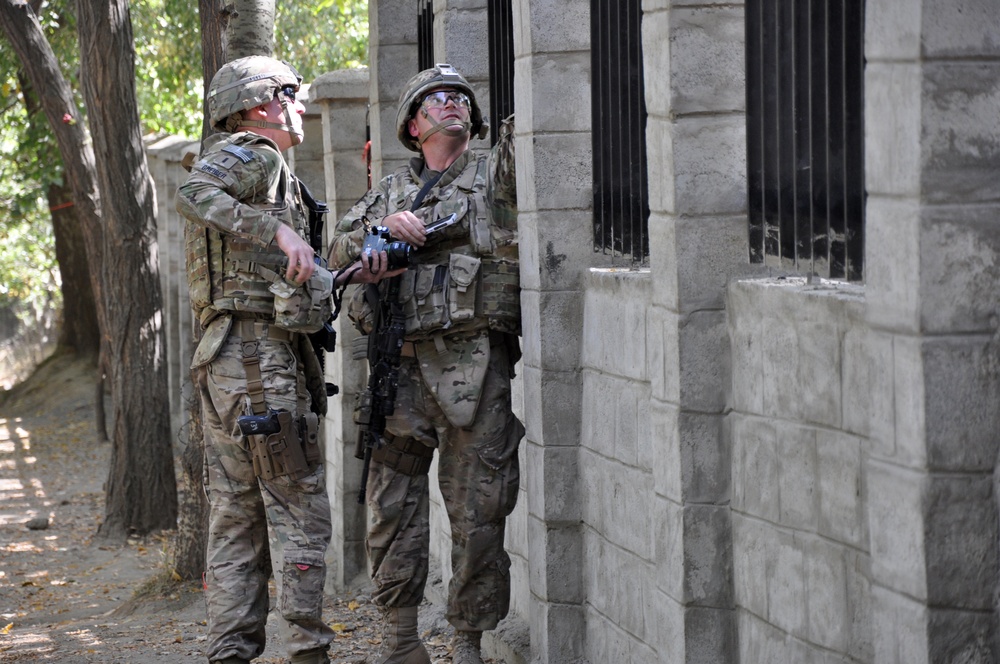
[590,0,648,264]
[761,0,780,261]
[747,0,865,281]
[418,0,434,71]
[488,0,515,145]
[747,0,765,264]
[826,0,846,278]
[844,0,865,281]
[793,0,812,269]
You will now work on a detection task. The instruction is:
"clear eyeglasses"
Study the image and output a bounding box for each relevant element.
[421,90,470,110]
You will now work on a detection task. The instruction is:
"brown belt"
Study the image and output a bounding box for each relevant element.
[243,320,292,343]
[396,330,504,358]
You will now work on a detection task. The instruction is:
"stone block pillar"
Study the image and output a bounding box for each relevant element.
[309,68,374,590]
[370,0,420,182]
[643,3,747,661]
[288,83,326,200]
[864,2,1000,661]
[147,135,200,444]
[512,0,592,660]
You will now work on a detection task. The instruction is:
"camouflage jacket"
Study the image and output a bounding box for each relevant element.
[330,117,518,427]
[329,115,519,341]
[176,131,309,323]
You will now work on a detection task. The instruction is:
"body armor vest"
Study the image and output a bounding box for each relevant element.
[185,134,308,326]
[349,152,520,339]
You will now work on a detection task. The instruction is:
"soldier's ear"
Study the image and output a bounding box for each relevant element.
[408,118,420,139]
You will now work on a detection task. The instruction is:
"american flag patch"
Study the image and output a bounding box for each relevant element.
[222,144,255,163]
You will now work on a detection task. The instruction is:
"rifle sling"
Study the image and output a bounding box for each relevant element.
[363,168,446,359]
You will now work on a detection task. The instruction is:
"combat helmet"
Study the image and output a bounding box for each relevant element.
[207,55,302,132]
[396,63,488,152]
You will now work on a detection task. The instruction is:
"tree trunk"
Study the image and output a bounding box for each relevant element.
[15,61,101,359]
[0,0,106,340]
[170,0,233,581]
[1,1,110,446]
[198,0,231,140]
[76,0,177,539]
[227,0,274,58]
[47,183,100,356]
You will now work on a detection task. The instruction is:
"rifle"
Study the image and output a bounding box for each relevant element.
[297,178,338,397]
[353,171,445,504]
[355,275,405,504]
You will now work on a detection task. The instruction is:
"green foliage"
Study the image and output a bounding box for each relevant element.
[0,150,60,314]
[131,0,205,137]
[0,0,369,329]
[130,0,371,139]
[276,0,369,82]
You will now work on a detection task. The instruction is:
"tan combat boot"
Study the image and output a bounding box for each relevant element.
[451,630,484,664]
[290,647,330,664]
[373,606,431,664]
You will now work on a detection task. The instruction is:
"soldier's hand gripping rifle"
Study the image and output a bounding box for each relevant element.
[355,275,405,504]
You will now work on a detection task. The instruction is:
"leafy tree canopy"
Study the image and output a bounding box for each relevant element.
[0,0,368,314]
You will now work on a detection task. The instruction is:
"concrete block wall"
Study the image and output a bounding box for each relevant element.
[863,1,1000,661]
[579,269,657,663]
[141,1,1000,662]
[728,279,873,663]
[644,1,747,662]
[146,135,199,445]
[308,71,374,589]
[512,0,593,660]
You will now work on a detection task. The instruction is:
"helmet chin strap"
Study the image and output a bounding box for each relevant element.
[416,106,471,148]
[237,96,302,145]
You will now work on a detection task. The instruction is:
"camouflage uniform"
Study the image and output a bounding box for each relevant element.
[330,72,522,632]
[176,56,334,664]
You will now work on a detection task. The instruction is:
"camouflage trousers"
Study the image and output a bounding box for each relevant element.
[365,336,524,631]
[196,322,334,662]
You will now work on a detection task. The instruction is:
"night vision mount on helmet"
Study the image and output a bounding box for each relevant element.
[208,55,303,138]
[396,63,488,152]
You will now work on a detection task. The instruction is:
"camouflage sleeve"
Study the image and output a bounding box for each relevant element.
[328,183,390,269]
[487,114,517,231]
[175,144,283,248]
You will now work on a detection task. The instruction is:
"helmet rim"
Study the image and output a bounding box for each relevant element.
[395,63,485,152]
[208,56,302,132]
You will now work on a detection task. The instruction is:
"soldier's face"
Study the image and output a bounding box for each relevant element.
[255,93,305,150]
[409,87,470,142]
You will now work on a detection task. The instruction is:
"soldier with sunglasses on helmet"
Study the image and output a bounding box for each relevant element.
[176,56,399,664]
[329,63,521,664]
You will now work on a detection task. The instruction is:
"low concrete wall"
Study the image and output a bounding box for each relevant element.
[729,278,872,662]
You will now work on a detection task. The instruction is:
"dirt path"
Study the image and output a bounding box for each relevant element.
[0,352,457,663]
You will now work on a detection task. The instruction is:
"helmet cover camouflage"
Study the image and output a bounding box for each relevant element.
[208,56,302,131]
[396,63,487,152]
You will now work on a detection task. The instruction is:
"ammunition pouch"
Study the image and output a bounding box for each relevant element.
[247,410,321,480]
[185,220,212,322]
[260,263,334,334]
[480,257,521,335]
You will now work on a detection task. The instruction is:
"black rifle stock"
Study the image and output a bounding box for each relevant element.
[356,275,405,504]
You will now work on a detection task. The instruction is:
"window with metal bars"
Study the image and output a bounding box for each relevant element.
[591,0,649,266]
[418,0,434,71]
[746,0,865,281]
[487,0,515,146]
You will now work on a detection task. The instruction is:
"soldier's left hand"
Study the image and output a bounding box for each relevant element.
[342,250,406,285]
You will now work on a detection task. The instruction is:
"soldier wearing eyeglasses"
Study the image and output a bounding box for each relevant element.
[329,64,521,664]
